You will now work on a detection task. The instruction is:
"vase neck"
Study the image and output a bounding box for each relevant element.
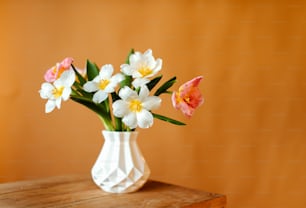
[102,131,138,142]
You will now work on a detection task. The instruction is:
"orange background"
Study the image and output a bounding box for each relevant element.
[1,0,306,207]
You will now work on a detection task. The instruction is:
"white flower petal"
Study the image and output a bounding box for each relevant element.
[57,69,75,87]
[146,59,155,69]
[41,82,54,90]
[67,69,76,86]
[143,49,155,66]
[122,112,137,129]
[45,100,56,113]
[120,64,133,76]
[53,79,62,88]
[132,70,143,79]
[136,110,153,128]
[111,73,124,83]
[103,85,116,93]
[62,87,71,101]
[93,91,108,103]
[55,98,61,109]
[129,52,142,64]
[144,58,155,69]
[142,96,161,110]
[92,76,101,83]
[40,83,54,99]
[132,78,150,88]
[112,100,129,117]
[139,86,150,100]
[119,86,138,101]
[100,64,113,79]
[143,49,152,57]
[83,81,98,92]
[152,58,162,73]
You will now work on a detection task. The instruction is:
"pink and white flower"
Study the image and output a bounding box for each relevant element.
[171,76,204,118]
[39,69,75,113]
[44,57,74,83]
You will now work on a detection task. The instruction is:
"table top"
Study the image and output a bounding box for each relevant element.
[0,175,226,208]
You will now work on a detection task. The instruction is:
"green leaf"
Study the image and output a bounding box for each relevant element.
[152,113,186,126]
[71,64,86,85]
[120,75,133,88]
[125,48,135,64]
[70,95,114,130]
[86,59,99,81]
[154,76,177,96]
[146,75,162,91]
[70,96,105,116]
[103,98,110,113]
[71,81,94,99]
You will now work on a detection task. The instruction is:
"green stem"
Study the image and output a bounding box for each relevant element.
[70,94,115,130]
[114,116,122,131]
[98,115,114,131]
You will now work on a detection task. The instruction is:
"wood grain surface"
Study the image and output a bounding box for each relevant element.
[0,175,226,208]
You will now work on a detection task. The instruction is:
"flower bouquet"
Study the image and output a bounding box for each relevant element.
[39,49,204,193]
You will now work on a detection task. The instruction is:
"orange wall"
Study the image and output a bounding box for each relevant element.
[1,0,306,207]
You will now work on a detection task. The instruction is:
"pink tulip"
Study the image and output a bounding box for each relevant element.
[171,76,204,118]
[44,57,74,82]
[60,57,74,68]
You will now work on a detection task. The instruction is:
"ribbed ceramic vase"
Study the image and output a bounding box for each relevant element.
[91,130,150,193]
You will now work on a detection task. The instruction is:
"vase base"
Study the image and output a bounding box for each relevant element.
[92,169,150,193]
[96,179,148,194]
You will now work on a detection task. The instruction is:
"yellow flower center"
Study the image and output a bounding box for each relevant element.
[129,99,143,112]
[52,86,64,98]
[99,79,110,90]
[138,65,152,77]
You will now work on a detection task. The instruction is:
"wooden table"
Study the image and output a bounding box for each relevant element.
[0,175,226,207]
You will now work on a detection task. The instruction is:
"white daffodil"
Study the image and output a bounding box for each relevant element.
[39,69,75,113]
[120,49,162,88]
[83,64,124,103]
[112,86,161,129]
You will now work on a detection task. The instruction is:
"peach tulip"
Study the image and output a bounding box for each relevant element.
[171,76,204,118]
[44,57,74,82]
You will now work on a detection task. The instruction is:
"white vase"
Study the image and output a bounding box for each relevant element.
[91,130,150,193]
